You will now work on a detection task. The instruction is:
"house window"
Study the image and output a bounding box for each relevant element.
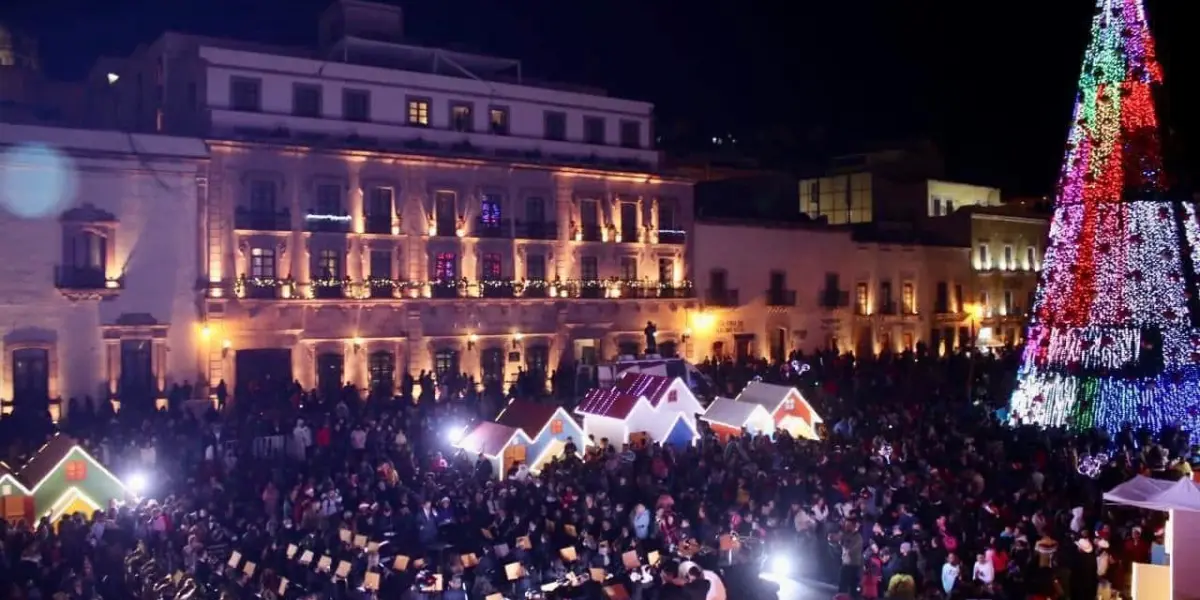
[980,291,992,316]
[230,77,261,112]
[368,186,393,218]
[481,252,502,280]
[945,199,954,213]
[1026,246,1037,270]
[550,419,564,435]
[315,184,342,215]
[620,256,637,280]
[64,459,87,481]
[250,247,276,278]
[450,102,473,132]
[855,282,869,314]
[935,281,949,313]
[434,349,459,380]
[435,252,457,280]
[407,97,430,126]
[658,203,676,231]
[1004,245,1014,270]
[435,191,456,235]
[977,244,990,269]
[526,254,546,280]
[526,197,546,223]
[1004,290,1015,315]
[783,397,795,410]
[317,249,340,278]
[658,258,673,283]
[480,194,502,227]
[954,284,964,313]
[932,198,943,217]
[667,390,678,403]
[581,256,599,281]
[901,282,916,314]
[293,84,322,117]
[619,120,641,148]
[250,180,277,212]
[544,111,567,141]
[343,89,370,122]
[583,116,606,145]
[489,106,509,135]
[68,231,106,271]
[370,249,392,278]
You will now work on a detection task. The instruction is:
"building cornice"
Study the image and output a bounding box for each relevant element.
[206,138,694,185]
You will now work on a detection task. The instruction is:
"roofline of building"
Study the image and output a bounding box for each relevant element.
[207,138,692,184]
[0,123,210,163]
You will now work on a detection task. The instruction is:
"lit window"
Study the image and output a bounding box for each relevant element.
[65,460,87,482]
[667,390,678,403]
[436,252,457,280]
[482,252,502,281]
[550,419,564,435]
[250,247,276,278]
[451,103,473,132]
[407,98,430,126]
[481,194,502,226]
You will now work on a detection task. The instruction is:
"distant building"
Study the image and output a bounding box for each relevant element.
[86,0,695,396]
[797,142,1002,225]
[690,218,973,361]
[0,23,87,127]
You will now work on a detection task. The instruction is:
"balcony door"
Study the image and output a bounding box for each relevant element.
[12,348,49,410]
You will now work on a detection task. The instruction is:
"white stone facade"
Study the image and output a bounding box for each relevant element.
[0,124,209,417]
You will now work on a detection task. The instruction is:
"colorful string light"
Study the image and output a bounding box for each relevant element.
[1010,0,1200,437]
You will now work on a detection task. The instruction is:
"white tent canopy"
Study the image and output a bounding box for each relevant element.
[1104,475,1200,512]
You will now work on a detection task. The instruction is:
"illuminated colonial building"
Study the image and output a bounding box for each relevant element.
[690,220,972,360]
[0,124,208,418]
[96,0,695,396]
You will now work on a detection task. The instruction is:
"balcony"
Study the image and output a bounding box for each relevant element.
[235,207,291,231]
[433,221,459,238]
[55,265,122,299]
[657,229,687,245]
[431,280,466,298]
[366,278,402,298]
[312,278,348,299]
[475,218,511,239]
[363,214,393,235]
[515,220,558,240]
[480,280,516,298]
[817,289,850,309]
[706,288,740,307]
[305,211,352,233]
[619,228,639,244]
[878,301,898,315]
[766,288,796,307]
[578,224,603,242]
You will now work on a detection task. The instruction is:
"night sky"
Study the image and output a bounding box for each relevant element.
[3,0,1199,196]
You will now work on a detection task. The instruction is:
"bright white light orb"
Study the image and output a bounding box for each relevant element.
[446,425,467,444]
[0,143,77,219]
[769,554,793,577]
[128,472,148,495]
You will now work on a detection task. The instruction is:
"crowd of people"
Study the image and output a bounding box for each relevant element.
[0,344,1194,600]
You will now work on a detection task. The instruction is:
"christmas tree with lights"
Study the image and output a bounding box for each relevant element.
[1010,0,1200,435]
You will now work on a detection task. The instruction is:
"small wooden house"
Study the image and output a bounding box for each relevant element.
[455,422,533,479]
[612,373,705,430]
[0,435,131,524]
[576,385,699,448]
[700,397,775,441]
[495,399,588,473]
[734,382,823,440]
[575,387,650,447]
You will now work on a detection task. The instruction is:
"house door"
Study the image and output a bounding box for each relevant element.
[316,353,344,400]
[234,348,292,400]
[733,334,754,363]
[770,328,786,363]
[368,351,395,398]
[11,348,49,410]
[855,326,873,358]
[481,348,504,386]
[119,339,154,409]
[502,445,526,474]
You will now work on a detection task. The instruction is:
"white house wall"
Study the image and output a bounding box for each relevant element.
[0,124,208,413]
